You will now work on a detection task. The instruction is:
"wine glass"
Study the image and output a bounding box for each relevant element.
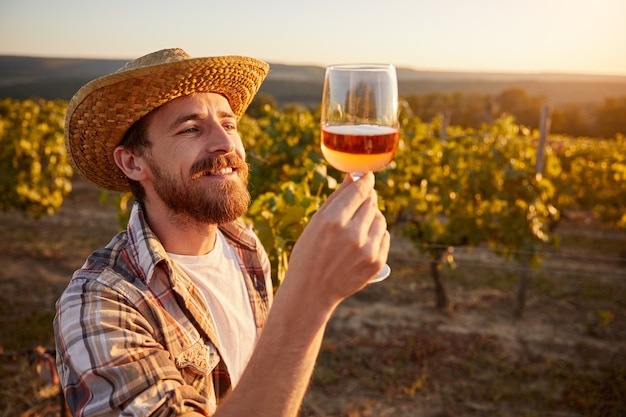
[320,64,399,283]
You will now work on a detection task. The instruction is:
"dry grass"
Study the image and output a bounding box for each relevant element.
[1,180,625,416]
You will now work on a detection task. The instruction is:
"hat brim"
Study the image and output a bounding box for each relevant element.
[65,55,269,192]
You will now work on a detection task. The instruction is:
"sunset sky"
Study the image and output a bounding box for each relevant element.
[1,0,625,76]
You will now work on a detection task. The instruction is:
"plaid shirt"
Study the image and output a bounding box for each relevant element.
[54,202,272,416]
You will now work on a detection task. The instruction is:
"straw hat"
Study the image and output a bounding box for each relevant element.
[65,48,270,192]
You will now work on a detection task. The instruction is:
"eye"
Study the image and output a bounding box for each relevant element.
[179,126,199,135]
[223,123,237,131]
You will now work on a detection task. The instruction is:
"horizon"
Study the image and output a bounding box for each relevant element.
[1,0,625,78]
[3,52,625,80]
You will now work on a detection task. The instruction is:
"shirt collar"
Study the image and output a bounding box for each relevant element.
[126,202,258,286]
[126,202,169,286]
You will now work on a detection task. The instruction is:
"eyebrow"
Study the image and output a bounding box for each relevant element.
[168,110,237,131]
[168,113,203,131]
[218,110,237,120]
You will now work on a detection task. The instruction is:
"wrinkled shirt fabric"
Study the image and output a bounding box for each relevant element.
[54,202,272,416]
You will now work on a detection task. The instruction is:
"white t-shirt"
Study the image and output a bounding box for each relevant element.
[168,230,257,387]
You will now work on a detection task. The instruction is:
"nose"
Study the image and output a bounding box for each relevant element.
[204,120,237,155]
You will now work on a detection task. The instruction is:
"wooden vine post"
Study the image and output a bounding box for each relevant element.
[514,105,550,318]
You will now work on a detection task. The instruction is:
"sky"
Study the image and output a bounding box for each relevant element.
[1,0,625,76]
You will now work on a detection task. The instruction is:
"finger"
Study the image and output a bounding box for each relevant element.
[354,209,390,281]
[348,189,380,243]
[370,213,390,256]
[375,229,391,271]
[324,172,374,205]
[365,207,389,254]
[365,213,391,275]
[317,173,375,222]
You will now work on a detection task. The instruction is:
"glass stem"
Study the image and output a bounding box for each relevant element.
[350,172,364,181]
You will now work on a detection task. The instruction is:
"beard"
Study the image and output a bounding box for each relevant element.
[148,153,251,225]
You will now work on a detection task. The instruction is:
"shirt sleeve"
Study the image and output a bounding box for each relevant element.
[54,273,214,417]
[254,231,274,304]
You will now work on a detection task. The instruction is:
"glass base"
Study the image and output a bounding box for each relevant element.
[368,263,391,284]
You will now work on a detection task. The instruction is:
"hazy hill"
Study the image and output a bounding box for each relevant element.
[2,55,626,107]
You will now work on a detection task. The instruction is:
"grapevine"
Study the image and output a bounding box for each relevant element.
[0,98,72,217]
[3,98,625,306]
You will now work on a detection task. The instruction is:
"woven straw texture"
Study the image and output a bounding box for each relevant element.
[65,48,270,192]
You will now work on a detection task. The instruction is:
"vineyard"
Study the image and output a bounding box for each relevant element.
[1,98,625,416]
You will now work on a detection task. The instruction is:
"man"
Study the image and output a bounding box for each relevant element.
[54,48,389,416]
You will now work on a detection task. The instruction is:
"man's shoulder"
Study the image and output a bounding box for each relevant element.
[70,230,147,287]
[219,221,260,250]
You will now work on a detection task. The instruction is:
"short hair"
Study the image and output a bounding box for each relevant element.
[118,115,152,202]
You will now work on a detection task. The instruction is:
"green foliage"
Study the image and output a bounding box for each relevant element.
[246,164,336,289]
[2,97,625,291]
[546,134,626,227]
[243,105,332,200]
[0,98,72,217]
[241,107,338,287]
[404,89,626,138]
[378,114,559,267]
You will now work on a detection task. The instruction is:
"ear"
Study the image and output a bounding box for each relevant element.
[113,145,148,182]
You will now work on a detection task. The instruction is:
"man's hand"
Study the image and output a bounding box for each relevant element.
[286,172,390,306]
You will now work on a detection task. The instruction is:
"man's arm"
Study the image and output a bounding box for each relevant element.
[215,172,390,416]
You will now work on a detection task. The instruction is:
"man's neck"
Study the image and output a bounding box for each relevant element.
[142,199,219,256]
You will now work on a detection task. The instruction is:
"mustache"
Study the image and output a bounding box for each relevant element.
[190,154,248,177]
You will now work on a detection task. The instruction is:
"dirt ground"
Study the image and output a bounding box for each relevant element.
[1,179,625,417]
